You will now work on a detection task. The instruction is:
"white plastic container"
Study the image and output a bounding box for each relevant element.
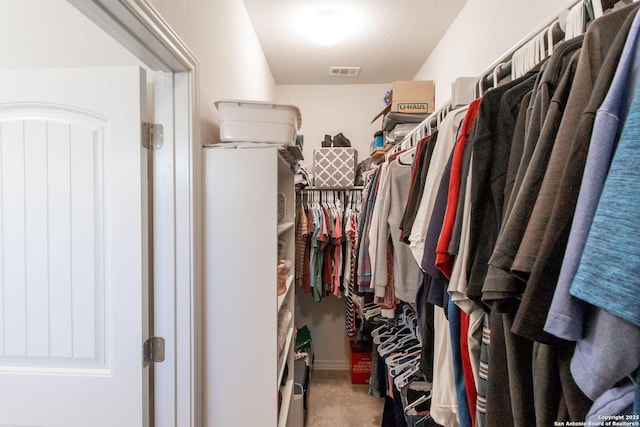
[292,383,304,427]
[215,99,302,145]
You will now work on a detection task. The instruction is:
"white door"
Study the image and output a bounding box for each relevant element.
[0,67,148,427]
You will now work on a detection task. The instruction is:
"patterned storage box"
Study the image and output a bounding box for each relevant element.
[313,148,357,188]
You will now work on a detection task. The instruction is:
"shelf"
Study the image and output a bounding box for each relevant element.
[284,145,304,160]
[278,145,303,166]
[277,221,295,235]
[371,144,394,164]
[300,186,364,191]
[277,326,295,386]
[277,274,294,312]
[205,145,296,427]
[277,377,295,427]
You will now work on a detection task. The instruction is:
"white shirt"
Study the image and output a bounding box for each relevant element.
[409,106,469,266]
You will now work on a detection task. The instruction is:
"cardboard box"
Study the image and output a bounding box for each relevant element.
[350,342,372,385]
[370,80,435,124]
[313,148,357,188]
[391,80,435,114]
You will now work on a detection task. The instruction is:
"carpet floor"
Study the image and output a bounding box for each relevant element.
[305,369,384,427]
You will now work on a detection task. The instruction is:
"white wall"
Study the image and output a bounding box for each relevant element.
[414,0,577,108]
[149,0,276,144]
[0,0,142,68]
[275,84,390,168]
[296,293,350,370]
[272,82,377,365]
[274,83,388,369]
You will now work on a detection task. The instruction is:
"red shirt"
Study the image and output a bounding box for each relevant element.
[435,98,482,278]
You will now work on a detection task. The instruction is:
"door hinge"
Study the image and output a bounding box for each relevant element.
[142,122,164,150]
[143,336,166,367]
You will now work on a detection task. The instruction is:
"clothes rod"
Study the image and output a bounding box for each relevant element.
[477,0,582,83]
[477,0,625,92]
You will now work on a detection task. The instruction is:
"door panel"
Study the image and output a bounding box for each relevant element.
[0,67,147,427]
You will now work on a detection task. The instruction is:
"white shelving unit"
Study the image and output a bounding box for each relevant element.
[203,145,296,427]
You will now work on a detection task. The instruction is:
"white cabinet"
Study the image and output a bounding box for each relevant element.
[203,145,296,427]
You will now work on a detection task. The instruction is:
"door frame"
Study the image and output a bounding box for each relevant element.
[65,1,201,426]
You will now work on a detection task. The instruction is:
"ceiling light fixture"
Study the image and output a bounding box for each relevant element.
[308,9,347,46]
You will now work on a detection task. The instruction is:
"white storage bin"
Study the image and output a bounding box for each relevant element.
[292,383,304,427]
[215,99,302,145]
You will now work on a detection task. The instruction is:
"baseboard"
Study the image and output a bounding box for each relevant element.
[313,360,350,370]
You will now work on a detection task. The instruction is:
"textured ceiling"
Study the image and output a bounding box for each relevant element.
[243,0,469,85]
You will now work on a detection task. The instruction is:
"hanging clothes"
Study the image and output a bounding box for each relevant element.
[353,4,640,426]
[408,106,469,266]
[546,11,640,414]
[300,189,362,302]
[370,152,421,305]
[400,132,439,244]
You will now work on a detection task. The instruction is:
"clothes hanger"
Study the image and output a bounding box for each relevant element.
[538,29,547,62]
[386,345,422,368]
[389,358,420,378]
[526,40,534,74]
[379,336,419,360]
[546,22,555,57]
[373,332,397,346]
[410,131,417,148]
[415,125,424,144]
[363,305,382,321]
[372,320,404,344]
[540,29,547,60]
[511,48,522,80]
[405,312,418,333]
[492,62,506,88]
[385,347,422,366]
[394,363,422,389]
[364,306,382,320]
[371,321,393,338]
[592,0,604,18]
[385,343,421,362]
[372,328,395,344]
[402,304,416,321]
[376,324,412,350]
[427,115,438,135]
[440,106,446,123]
[378,332,417,357]
[565,2,585,40]
[404,393,432,415]
[398,146,417,165]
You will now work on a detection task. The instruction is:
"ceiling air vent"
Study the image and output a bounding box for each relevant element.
[329,66,361,77]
